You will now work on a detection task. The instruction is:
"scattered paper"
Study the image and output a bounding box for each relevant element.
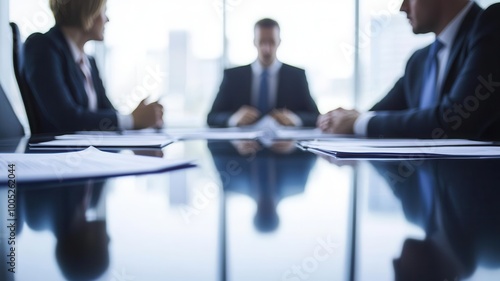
[31,134,173,148]
[298,139,500,158]
[0,147,194,184]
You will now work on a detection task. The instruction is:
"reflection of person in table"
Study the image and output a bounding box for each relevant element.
[207,18,319,128]
[20,181,110,280]
[208,141,317,232]
[370,158,500,281]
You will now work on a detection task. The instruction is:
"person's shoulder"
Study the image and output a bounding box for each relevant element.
[475,3,500,32]
[406,45,429,65]
[25,26,62,50]
[25,31,49,47]
[280,64,306,78]
[466,3,500,47]
[481,2,500,18]
[223,65,251,77]
[225,65,251,72]
[281,63,305,72]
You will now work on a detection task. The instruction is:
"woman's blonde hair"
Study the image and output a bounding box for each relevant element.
[50,0,106,31]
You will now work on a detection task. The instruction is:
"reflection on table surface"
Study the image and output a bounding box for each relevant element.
[1,138,500,280]
[368,159,500,281]
[208,140,317,233]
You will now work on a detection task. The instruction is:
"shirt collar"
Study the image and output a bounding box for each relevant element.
[437,1,473,47]
[63,33,85,64]
[251,59,282,76]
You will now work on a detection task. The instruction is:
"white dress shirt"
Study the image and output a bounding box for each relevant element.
[354,1,474,136]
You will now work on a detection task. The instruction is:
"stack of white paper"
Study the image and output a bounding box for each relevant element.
[274,128,352,140]
[298,139,500,158]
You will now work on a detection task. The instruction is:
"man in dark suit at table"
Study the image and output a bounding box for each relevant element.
[318,0,500,140]
[207,18,319,128]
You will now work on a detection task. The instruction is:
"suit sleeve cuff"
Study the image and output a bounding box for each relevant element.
[117,113,134,130]
[353,111,375,137]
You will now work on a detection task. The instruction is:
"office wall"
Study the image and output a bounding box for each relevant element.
[0,0,29,134]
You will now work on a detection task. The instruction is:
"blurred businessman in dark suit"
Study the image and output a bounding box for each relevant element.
[207,18,319,128]
[318,1,500,140]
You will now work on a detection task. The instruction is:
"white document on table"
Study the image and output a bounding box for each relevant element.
[163,128,265,140]
[299,139,493,148]
[274,128,350,140]
[0,147,194,184]
[72,128,266,140]
[31,134,174,148]
[298,139,499,158]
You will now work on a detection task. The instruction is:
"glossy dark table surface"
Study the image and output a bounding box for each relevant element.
[1,137,500,281]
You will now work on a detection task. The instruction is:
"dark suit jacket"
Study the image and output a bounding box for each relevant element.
[23,25,119,134]
[207,64,319,127]
[368,3,500,140]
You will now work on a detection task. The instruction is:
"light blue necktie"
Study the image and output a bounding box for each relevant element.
[257,69,269,114]
[419,40,444,109]
[417,168,436,233]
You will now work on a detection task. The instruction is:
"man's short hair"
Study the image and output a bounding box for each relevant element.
[50,0,106,31]
[254,18,280,31]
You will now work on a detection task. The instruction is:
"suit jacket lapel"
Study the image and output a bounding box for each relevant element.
[440,3,482,99]
[414,56,427,107]
[276,65,285,107]
[51,26,89,109]
[89,58,105,108]
[243,65,253,106]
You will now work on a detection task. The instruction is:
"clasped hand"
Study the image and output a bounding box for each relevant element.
[233,106,297,126]
[316,107,360,134]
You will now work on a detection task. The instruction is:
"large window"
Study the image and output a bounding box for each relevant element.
[10,0,499,127]
[102,0,223,127]
[357,0,432,110]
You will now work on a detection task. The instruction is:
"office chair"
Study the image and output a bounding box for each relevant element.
[0,83,24,138]
[10,22,41,135]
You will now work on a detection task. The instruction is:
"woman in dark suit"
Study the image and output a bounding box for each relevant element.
[23,0,163,134]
